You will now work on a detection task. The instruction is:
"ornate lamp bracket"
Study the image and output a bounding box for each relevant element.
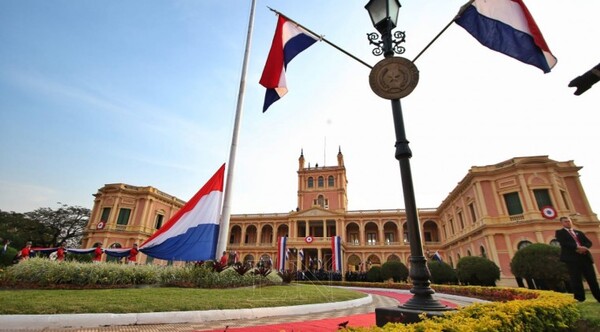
[367,30,406,57]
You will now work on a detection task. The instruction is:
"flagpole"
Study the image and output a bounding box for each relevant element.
[268,7,373,70]
[412,0,474,63]
[216,0,257,259]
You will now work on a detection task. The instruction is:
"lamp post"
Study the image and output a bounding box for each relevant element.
[364,0,455,325]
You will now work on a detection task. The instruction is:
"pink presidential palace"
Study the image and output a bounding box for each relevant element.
[81,151,599,286]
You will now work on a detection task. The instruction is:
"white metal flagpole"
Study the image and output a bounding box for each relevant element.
[216,0,257,259]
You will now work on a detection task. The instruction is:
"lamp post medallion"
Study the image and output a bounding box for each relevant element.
[369,57,419,100]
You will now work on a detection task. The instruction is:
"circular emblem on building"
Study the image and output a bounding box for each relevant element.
[97,221,106,230]
[369,57,419,100]
[305,236,314,244]
[541,206,557,220]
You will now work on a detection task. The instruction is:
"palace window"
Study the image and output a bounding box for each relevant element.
[560,190,570,210]
[155,214,164,229]
[328,176,334,187]
[504,192,524,215]
[517,240,532,250]
[533,189,552,209]
[458,211,465,229]
[318,176,324,187]
[385,232,394,244]
[100,207,111,223]
[367,233,377,245]
[308,177,314,188]
[468,203,477,223]
[424,231,433,242]
[350,233,359,245]
[116,208,131,225]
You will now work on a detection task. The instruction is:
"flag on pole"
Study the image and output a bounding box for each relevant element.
[433,250,443,262]
[455,0,556,73]
[259,15,319,112]
[276,236,287,271]
[331,236,342,272]
[140,164,225,261]
[298,248,304,260]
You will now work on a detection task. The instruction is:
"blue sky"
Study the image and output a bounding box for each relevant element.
[1,1,598,216]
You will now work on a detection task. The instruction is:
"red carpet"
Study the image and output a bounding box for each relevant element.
[200,313,374,332]
[197,290,458,331]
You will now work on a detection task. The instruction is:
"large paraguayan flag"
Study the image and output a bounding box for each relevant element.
[259,15,318,112]
[140,164,225,261]
[276,236,287,271]
[455,0,557,73]
[331,236,342,272]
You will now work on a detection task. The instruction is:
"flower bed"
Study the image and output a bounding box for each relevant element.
[301,281,579,331]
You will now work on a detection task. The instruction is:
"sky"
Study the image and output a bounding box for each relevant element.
[0,1,598,216]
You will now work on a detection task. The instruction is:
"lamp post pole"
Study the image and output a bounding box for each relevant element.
[365,0,455,325]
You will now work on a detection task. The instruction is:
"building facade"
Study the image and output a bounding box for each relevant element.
[82,151,600,285]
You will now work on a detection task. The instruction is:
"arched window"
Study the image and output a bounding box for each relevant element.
[317,195,326,208]
[517,240,532,250]
[328,176,335,187]
[318,176,324,187]
[480,245,487,258]
[467,250,472,256]
[307,177,314,188]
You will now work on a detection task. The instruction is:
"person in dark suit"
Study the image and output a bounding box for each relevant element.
[555,216,600,302]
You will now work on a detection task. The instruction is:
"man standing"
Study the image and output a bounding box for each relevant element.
[555,216,600,302]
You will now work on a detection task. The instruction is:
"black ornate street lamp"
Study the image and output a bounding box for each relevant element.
[364,0,455,325]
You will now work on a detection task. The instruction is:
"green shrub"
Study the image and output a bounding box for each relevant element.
[0,246,18,267]
[428,260,457,284]
[380,261,408,282]
[366,266,383,282]
[0,258,275,289]
[456,256,500,286]
[510,243,569,291]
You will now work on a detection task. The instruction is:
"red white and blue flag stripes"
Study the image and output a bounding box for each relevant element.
[259,15,318,112]
[455,0,556,73]
[30,247,132,258]
[331,236,342,272]
[139,164,225,261]
[276,236,287,271]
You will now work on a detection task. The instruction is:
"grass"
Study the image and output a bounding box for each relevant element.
[575,291,600,331]
[0,284,365,315]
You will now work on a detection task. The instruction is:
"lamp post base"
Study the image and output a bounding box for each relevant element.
[375,304,455,326]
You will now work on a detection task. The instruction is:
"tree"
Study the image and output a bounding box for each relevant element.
[510,243,569,291]
[380,261,409,282]
[0,210,47,249]
[366,266,383,282]
[456,256,500,286]
[24,203,90,247]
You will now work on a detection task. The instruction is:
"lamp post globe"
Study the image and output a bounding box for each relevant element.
[365,0,401,34]
[364,0,455,326]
